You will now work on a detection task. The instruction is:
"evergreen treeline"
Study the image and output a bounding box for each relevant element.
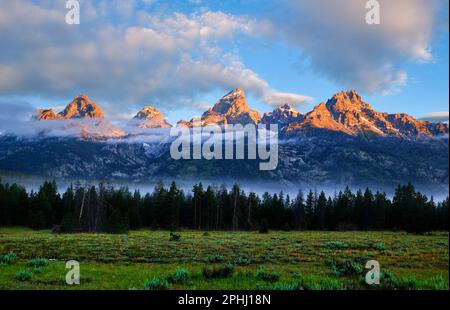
[0,178,448,233]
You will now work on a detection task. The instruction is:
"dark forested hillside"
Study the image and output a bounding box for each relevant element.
[0,134,448,194]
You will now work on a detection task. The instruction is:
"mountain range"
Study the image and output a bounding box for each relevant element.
[31,89,449,140]
[284,90,448,139]
[0,88,448,194]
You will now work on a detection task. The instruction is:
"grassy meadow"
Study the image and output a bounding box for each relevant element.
[0,227,448,290]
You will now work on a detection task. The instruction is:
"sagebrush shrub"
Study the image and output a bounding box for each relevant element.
[27,258,49,268]
[324,241,351,250]
[371,242,386,251]
[167,268,190,284]
[327,259,363,277]
[169,232,181,242]
[143,277,169,290]
[202,263,234,279]
[32,267,44,274]
[234,256,252,266]
[292,272,303,281]
[207,254,224,263]
[0,252,17,265]
[256,265,281,282]
[15,270,32,282]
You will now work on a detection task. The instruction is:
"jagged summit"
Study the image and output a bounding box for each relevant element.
[279,103,296,110]
[34,94,124,140]
[261,103,304,126]
[211,88,247,114]
[201,88,261,125]
[35,94,104,120]
[286,90,449,138]
[59,94,105,119]
[133,106,171,128]
[177,88,261,127]
[35,109,60,121]
[134,106,163,120]
[326,90,370,111]
[32,90,448,140]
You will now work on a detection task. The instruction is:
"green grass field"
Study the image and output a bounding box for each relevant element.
[0,228,448,290]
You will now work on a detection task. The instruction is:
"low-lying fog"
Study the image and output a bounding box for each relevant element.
[1,173,448,202]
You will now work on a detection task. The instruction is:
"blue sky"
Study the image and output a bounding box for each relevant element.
[0,0,448,124]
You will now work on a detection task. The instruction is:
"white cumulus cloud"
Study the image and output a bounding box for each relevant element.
[0,0,308,113]
[267,0,448,94]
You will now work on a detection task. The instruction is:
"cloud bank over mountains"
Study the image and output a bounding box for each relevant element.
[273,0,447,94]
[0,0,447,113]
[0,0,309,110]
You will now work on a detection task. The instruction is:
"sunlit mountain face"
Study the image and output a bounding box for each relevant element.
[16,89,450,139]
[0,89,448,197]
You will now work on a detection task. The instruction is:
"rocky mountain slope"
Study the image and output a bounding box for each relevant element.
[0,89,448,194]
[285,90,448,138]
[36,94,104,120]
[34,94,124,139]
[261,104,304,128]
[32,90,448,140]
[179,88,262,127]
[132,106,171,128]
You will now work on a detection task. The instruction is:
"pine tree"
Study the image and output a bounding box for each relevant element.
[0,178,447,233]
[305,190,315,230]
[293,190,306,230]
[362,188,374,229]
[354,189,364,229]
[316,191,327,230]
[325,197,334,230]
[167,182,183,230]
[373,192,388,229]
[60,186,76,232]
[129,189,142,230]
[29,191,51,230]
[192,183,204,230]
